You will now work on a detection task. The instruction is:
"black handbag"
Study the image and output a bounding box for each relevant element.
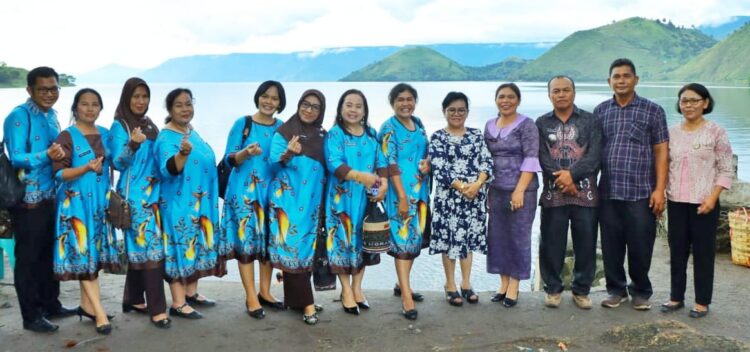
[106,120,132,230]
[0,143,25,210]
[218,116,252,199]
[313,196,336,291]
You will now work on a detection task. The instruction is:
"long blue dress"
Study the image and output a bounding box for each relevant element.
[324,125,387,274]
[221,117,282,263]
[108,120,165,269]
[154,129,225,283]
[378,116,430,259]
[53,125,120,280]
[267,132,327,273]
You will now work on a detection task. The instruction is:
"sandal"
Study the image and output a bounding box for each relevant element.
[445,290,463,307]
[169,303,203,319]
[461,288,479,304]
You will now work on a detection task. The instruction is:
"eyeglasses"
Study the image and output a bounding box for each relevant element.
[35,86,61,95]
[445,107,468,116]
[679,98,703,106]
[300,101,321,112]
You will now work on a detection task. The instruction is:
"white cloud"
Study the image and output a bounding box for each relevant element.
[0,0,747,74]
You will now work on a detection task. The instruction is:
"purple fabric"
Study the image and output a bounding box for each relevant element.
[484,115,540,191]
[594,94,669,201]
[486,115,526,139]
[519,157,541,172]
[486,188,537,279]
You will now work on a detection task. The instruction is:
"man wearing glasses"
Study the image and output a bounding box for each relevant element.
[3,67,76,333]
[594,58,669,311]
[536,75,602,310]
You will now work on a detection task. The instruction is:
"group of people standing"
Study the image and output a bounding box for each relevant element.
[2,57,733,335]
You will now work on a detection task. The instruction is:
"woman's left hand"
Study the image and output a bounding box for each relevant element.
[461,181,482,200]
[418,158,430,175]
[510,190,524,211]
[369,178,388,202]
[697,196,718,215]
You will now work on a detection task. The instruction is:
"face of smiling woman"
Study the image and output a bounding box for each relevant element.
[341,93,364,127]
[169,92,194,126]
[495,87,519,118]
[75,92,102,124]
[392,90,416,120]
[299,95,321,124]
[444,99,468,130]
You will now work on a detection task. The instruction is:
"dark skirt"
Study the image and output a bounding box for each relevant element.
[283,271,314,309]
[486,188,537,280]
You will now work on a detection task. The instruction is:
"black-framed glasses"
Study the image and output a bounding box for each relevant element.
[35,86,61,95]
[446,107,468,116]
[300,101,321,112]
[679,98,703,106]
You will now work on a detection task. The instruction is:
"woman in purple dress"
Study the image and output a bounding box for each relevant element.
[484,83,541,308]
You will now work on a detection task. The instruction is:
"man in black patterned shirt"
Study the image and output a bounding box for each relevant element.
[536,75,602,310]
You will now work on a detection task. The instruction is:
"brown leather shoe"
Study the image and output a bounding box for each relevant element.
[573,294,592,309]
[545,293,561,308]
[631,296,652,311]
[601,294,628,308]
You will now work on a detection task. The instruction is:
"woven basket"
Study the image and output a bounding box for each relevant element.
[728,207,750,268]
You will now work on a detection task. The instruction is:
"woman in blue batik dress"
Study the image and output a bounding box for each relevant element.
[53,88,119,334]
[324,89,388,315]
[221,81,286,319]
[108,77,170,328]
[378,83,431,320]
[154,88,225,320]
[267,89,327,325]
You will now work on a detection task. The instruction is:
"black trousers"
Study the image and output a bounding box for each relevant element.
[540,205,598,296]
[10,201,62,322]
[667,201,719,305]
[123,264,168,317]
[599,199,656,299]
[282,271,313,310]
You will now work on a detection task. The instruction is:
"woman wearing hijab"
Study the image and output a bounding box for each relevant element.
[108,78,170,328]
[221,81,286,319]
[267,89,327,325]
[154,88,225,320]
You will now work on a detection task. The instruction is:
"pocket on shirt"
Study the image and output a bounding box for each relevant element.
[628,121,648,144]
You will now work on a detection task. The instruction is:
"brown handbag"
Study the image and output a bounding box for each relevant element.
[106,120,132,230]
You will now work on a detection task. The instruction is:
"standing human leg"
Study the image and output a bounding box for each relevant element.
[570,206,598,296]
[123,267,146,309]
[142,266,168,321]
[395,259,415,311]
[239,261,261,310]
[666,201,690,304]
[691,203,719,309]
[258,261,279,302]
[80,279,111,328]
[459,253,477,303]
[539,205,570,295]
[624,199,656,301]
[600,200,628,298]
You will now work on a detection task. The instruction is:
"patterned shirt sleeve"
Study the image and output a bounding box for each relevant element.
[651,105,669,145]
[3,108,51,169]
[519,119,542,172]
[714,127,734,189]
[378,121,400,176]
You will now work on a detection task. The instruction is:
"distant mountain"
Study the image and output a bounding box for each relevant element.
[468,57,531,81]
[76,64,143,84]
[77,43,549,83]
[671,22,750,84]
[699,16,750,40]
[511,17,717,81]
[341,47,471,81]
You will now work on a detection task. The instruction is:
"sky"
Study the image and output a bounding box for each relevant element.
[1,0,748,74]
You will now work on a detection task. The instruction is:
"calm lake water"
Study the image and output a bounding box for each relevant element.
[2,81,748,293]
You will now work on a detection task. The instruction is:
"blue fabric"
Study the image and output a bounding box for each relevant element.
[378,116,430,258]
[323,126,386,273]
[267,132,326,272]
[108,120,165,268]
[155,129,225,282]
[53,125,120,280]
[2,100,60,204]
[221,117,282,263]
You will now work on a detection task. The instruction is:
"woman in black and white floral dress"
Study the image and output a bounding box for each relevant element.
[428,92,493,306]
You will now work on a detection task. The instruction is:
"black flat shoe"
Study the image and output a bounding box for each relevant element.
[401,307,418,320]
[461,288,479,304]
[660,301,685,313]
[23,317,59,333]
[258,294,285,310]
[169,304,203,319]
[151,317,172,329]
[342,303,360,315]
[247,308,266,319]
[122,303,148,314]
[393,284,424,302]
[503,297,518,308]
[186,293,216,307]
[689,307,709,318]
[96,323,112,335]
[491,293,506,302]
[356,300,370,310]
[77,307,115,321]
[302,312,319,325]
[44,305,78,319]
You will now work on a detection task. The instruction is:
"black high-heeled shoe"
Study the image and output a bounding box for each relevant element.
[122,303,148,314]
[258,294,284,310]
[356,300,370,310]
[393,284,424,302]
[340,294,360,315]
[491,292,506,302]
[151,317,172,329]
[77,307,115,322]
[96,323,112,335]
[401,306,418,320]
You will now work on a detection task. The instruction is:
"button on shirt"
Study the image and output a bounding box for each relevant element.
[594,94,669,201]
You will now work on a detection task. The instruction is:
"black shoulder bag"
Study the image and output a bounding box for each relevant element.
[218,116,252,199]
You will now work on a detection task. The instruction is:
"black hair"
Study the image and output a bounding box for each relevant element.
[495,83,521,101]
[441,91,469,110]
[609,58,637,77]
[71,88,103,121]
[164,88,193,124]
[334,89,374,137]
[676,83,714,115]
[27,66,59,87]
[254,80,286,114]
[547,75,576,93]
[388,83,418,105]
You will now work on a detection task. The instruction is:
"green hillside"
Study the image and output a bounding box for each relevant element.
[468,57,530,80]
[510,17,716,81]
[0,62,76,88]
[670,22,750,84]
[341,46,472,81]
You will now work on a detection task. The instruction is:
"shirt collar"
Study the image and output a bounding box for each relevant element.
[24,98,56,117]
[607,93,642,108]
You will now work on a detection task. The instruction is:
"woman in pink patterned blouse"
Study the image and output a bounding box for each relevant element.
[661,83,733,318]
